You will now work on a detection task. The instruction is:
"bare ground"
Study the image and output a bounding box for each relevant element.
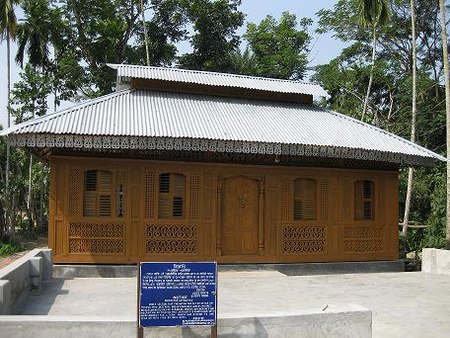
[0,236,47,269]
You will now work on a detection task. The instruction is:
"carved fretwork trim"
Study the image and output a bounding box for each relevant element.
[145,223,198,254]
[282,225,327,254]
[342,226,384,253]
[10,133,435,167]
[68,222,125,254]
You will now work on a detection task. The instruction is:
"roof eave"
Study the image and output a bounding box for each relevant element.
[7,133,443,168]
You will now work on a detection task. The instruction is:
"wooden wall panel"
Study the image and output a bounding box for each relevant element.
[50,156,400,264]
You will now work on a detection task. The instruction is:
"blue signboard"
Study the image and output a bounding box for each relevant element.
[139,262,217,327]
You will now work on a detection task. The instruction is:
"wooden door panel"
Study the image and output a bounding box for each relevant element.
[242,232,258,254]
[221,176,259,255]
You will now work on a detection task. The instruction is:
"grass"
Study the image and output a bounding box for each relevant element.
[0,241,25,257]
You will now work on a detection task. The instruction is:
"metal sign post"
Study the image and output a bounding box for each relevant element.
[137,262,144,338]
[138,262,218,336]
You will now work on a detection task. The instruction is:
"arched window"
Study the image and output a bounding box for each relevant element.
[159,173,186,218]
[293,178,317,220]
[354,180,375,220]
[83,170,112,217]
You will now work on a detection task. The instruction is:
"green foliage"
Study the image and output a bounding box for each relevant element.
[242,12,312,80]
[0,0,20,40]
[10,64,52,121]
[15,0,52,68]
[315,0,448,251]
[0,241,24,257]
[357,0,390,28]
[423,166,447,248]
[178,0,244,72]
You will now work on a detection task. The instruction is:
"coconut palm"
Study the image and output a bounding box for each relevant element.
[0,0,21,239]
[358,0,390,122]
[15,0,51,69]
[14,0,52,234]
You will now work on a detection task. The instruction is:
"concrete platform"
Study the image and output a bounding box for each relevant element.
[9,271,450,337]
[52,260,404,278]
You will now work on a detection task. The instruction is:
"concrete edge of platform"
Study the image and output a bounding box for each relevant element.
[0,248,52,314]
[52,260,403,278]
[0,304,372,338]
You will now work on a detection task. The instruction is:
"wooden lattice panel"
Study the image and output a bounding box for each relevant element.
[68,167,81,217]
[320,180,328,221]
[190,173,200,219]
[144,171,155,219]
[282,225,327,254]
[69,239,124,253]
[281,178,291,222]
[68,222,125,254]
[343,226,384,253]
[341,178,351,219]
[69,223,124,237]
[146,224,197,254]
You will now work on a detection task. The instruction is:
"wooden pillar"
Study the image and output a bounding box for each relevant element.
[216,180,222,256]
[258,180,265,255]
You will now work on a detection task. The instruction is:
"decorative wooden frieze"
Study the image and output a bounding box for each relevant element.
[282,225,327,254]
[10,133,435,166]
[145,224,197,254]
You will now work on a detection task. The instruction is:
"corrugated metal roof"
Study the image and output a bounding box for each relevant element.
[107,63,329,98]
[2,89,445,166]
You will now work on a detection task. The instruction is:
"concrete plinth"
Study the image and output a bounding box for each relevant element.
[422,248,450,274]
[52,260,404,279]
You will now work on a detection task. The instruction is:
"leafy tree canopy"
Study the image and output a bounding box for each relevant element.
[242,12,312,80]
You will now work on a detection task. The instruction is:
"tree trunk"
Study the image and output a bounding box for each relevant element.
[439,0,450,248]
[402,0,418,237]
[361,26,377,122]
[6,32,13,241]
[140,0,150,66]
[27,154,33,234]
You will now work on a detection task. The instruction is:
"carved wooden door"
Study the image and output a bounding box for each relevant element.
[221,176,259,255]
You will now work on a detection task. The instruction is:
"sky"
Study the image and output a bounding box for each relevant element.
[0,0,346,129]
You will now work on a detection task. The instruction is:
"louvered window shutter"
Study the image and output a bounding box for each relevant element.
[83,170,112,217]
[293,178,317,220]
[98,171,112,216]
[172,174,185,217]
[354,180,374,220]
[158,173,186,218]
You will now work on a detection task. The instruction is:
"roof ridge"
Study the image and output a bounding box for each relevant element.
[107,63,319,86]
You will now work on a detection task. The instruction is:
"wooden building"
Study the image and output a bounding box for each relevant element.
[3,64,444,264]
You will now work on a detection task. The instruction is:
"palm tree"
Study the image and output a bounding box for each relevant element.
[358,0,390,122]
[0,0,21,240]
[401,0,417,237]
[14,0,52,234]
[438,0,450,248]
[15,0,51,69]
